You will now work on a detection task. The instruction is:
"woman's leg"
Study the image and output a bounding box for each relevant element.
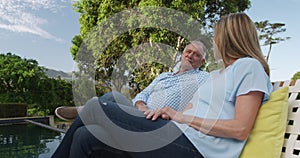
[129,133,203,158]
[70,125,132,158]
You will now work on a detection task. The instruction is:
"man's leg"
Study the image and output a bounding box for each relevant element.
[99,91,133,106]
[55,106,80,121]
[53,97,203,158]
[55,91,133,121]
[76,99,204,158]
[51,116,84,158]
[52,96,140,158]
[52,97,102,158]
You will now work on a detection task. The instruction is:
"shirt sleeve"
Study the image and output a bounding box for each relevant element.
[132,73,166,106]
[229,58,273,103]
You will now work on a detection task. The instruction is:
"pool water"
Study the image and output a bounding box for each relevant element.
[0,123,64,158]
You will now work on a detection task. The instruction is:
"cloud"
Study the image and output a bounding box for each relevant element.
[0,0,68,42]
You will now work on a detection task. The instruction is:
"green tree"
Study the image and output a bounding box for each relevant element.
[71,0,251,97]
[292,72,300,80]
[0,53,46,103]
[255,20,291,62]
[0,53,74,115]
[30,77,74,116]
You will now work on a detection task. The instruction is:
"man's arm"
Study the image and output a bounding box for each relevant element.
[132,73,165,111]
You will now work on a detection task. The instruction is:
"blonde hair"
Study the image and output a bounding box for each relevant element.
[214,13,270,76]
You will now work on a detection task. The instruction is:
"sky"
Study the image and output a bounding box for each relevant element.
[0,0,79,73]
[245,0,300,82]
[0,0,299,82]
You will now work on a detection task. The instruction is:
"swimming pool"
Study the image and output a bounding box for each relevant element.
[0,123,64,158]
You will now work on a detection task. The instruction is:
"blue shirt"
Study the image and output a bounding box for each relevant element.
[132,69,209,111]
[174,57,273,158]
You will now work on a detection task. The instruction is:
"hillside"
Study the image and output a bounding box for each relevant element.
[45,69,72,80]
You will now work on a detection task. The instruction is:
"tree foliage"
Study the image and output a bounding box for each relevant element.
[0,53,74,115]
[255,20,291,62]
[0,53,46,103]
[292,72,300,80]
[71,0,251,97]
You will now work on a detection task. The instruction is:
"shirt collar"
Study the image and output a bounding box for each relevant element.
[172,68,200,76]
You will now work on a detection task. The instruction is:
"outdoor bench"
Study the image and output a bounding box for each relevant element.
[275,80,300,158]
[241,79,300,158]
[89,80,300,158]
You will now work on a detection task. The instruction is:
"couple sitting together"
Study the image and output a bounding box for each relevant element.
[52,13,272,158]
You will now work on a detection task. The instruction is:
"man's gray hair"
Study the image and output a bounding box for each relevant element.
[189,40,206,59]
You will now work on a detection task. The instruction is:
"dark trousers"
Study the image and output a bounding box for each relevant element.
[51,92,203,158]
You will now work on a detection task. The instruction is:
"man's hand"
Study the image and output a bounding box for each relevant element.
[135,101,148,112]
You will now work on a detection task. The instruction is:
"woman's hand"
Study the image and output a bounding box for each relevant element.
[135,101,148,112]
[144,108,170,120]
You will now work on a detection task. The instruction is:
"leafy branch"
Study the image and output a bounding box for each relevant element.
[255,20,291,62]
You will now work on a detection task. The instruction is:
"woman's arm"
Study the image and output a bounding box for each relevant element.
[156,91,264,141]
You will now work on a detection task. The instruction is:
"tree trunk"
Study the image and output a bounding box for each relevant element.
[266,43,273,62]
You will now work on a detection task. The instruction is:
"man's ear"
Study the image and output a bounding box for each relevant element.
[201,58,206,65]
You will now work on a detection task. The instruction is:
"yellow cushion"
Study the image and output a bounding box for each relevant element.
[240,87,289,158]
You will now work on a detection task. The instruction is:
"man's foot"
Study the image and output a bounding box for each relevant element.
[55,106,80,121]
